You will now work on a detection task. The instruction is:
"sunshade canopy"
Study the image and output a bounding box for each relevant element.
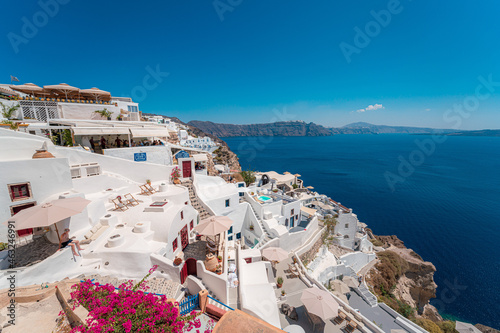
[130,128,169,138]
[10,83,44,96]
[330,279,350,294]
[43,83,79,99]
[262,247,289,262]
[80,87,111,101]
[7,197,91,230]
[72,127,130,136]
[194,216,233,236]
[342,276,359,288]
[300,288,339,320]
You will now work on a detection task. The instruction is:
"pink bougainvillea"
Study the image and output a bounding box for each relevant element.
[67,266,203,333]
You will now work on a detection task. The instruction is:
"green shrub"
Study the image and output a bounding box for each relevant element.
[415,318,443,333]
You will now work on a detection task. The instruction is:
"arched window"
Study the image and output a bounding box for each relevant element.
[344,235,349,239]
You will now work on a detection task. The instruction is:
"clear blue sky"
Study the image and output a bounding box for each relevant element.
[2,0,500,129]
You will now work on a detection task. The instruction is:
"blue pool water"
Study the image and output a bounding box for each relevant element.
[223,135,500,328]
[258,195,272,201]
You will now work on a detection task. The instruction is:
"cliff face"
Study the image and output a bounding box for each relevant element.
[187,120,333,137]
[366,235,442,321]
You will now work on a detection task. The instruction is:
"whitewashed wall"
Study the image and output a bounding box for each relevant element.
[103,146,173,166]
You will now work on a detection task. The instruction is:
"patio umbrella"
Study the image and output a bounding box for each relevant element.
[194,216,233,236]
[262,247,289,262]
[43,83,79,100]
[194,216,233,258]
[332,291,349,304]
[283,325,305,333]
[80,87,111,102]
[294,174,301,177]
[342,276,359,289]
[330,279,350,294]
[306,186,314,190]
[10,83,44,97]
[7,197,91,231]
[455,322,482,333]
[300,287,339,320]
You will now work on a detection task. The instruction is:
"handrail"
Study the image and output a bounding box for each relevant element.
[207,295,234,311]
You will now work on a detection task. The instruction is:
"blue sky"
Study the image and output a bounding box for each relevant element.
[2,0,500,129]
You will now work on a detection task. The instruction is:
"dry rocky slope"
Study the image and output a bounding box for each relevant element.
[366,234,445,323]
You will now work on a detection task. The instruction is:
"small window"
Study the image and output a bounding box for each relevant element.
[127,105,138,112]
[190,220,194,230]
[185,201,188,205]
[172,238,178,251]
[295,214,298,220]
[238,183,245,188]
[181,211,184,220]
[236,232,241,239]
[225,199,230,207]
[344,235,349,239]
[291,209,294,215]
[239,192,244,197]
[345,223,349,228]
[228,226,233,234]
[8,183,31,201]
[228,235,233,241]
[285,218,289,227]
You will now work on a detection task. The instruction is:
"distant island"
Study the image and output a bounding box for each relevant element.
[187,120,459,137]
[444,129,500,137]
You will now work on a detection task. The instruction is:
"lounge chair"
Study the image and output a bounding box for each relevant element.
[287,263,299,278]
[145,183,157,194]
[124,193,140,206]
[333,311,346,324]
[345,320,357,333]
[112,197,128,212]
[139,184,153,195]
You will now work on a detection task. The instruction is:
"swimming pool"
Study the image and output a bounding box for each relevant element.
[258,196,272,202]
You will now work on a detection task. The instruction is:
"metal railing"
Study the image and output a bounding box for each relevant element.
[179,294,199,315]
[207,295,234,312]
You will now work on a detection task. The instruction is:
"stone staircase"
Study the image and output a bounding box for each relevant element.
[181,180,212,220]
[244,199,274,248]
[346,267,378,307]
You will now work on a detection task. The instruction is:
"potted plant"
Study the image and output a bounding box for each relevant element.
[277,276,283,288]
[281,289,286,296]
[173,257,182,266]
[117,114,123,121]
[217,255,222,262]
[273,189,279,193]
[171,167,181,184]
[94,108,113,120]
[146,179,151,185]
[249,224,254,231]
[216,264,222,275]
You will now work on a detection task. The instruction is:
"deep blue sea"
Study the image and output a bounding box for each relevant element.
[223,134,500,328]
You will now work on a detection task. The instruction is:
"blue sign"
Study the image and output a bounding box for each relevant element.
[134,152,147,162]
[175,150,190,159]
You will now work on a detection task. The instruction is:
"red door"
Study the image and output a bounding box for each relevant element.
[180,262,188,284]
[182,161,192,178]
[12,203,35,237]
[186,258,197,276]
[181,225,188,250]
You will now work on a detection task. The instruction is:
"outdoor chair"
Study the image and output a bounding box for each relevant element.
[139,184,154,195]
[345,320,357,333]
[145,183,157,194]
[287,263,300,278]
[112,197,129,212]
[333,311,346,324]
[124,193,140,206]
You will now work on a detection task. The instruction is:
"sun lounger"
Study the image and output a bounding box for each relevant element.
[112,197,128,211]
[333,311,346,324]
[124,193,140,206]
[345,320,357,333]
[288,263,299,278]
[139,184,153,195]
[145,183,157,194]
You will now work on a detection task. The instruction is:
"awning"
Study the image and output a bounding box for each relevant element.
[130,128,169,138]
[301,206,317,216]
[72,127,130,136]
[193,154,208,162]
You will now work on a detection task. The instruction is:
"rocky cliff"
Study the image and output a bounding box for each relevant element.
[366,235,442,322]
[187,120,333,137]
